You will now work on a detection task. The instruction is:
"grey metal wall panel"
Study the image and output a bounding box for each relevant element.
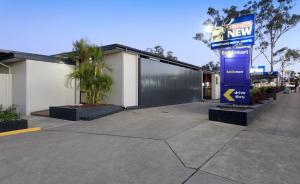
[139,58,202,108]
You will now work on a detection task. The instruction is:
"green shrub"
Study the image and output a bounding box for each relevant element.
[0,105,20,122]
[259,87,267,93]
[250,86,280,104]
[250,88,259,96]
[266,87,274,93]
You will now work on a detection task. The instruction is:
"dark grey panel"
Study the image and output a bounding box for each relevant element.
[139,58,202,108]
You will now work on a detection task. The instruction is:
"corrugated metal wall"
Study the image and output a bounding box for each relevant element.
[0,74,12,108]
[139,58,202,108]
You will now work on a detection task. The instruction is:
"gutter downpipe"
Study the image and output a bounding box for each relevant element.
[0,63,11,74]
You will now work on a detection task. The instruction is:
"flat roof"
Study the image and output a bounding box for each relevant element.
[54,44,201,70]
[0,49,73,65]
[0,44,201,70]
[101,44,200,70]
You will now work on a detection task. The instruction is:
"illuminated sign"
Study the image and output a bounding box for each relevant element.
[224,88,247,102]
[220,47,251,104]
[211,14,255,50]
[250,66,265,74]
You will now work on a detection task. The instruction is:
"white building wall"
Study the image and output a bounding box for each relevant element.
[103,52,124,106]
[102,51,139,107]
[26,60,77,115]
[0,74,12,109]
[212,73,221,99]
[11,61,27,115]
[122,52,138,107]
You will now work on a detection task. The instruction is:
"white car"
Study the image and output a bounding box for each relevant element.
[285,83,295,88]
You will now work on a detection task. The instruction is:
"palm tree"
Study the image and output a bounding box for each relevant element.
[67,39,113,105]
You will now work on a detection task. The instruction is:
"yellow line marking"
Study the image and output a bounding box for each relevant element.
[224,89,235,101]
[0,127,42,137]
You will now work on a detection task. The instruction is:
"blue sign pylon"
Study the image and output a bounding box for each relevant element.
[220,47,251,105]
[209,14,254,105]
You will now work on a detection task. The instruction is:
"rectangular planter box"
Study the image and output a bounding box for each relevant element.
[209,99,273,126]
[0,119,28,133]
[49,105,123,121]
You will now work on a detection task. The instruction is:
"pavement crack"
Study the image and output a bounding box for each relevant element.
[45,129,198,172]
[163,140,196,170]
[44,129,164,141]
[197,170,247,184]
[198,130,242,169]
[181,168,199,184]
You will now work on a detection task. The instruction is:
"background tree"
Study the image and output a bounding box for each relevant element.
[146,46,178,60]
[146,48,155,54]
[154,45,164,57]
[245,0,300,71]
[274,47,300,77]
[202,60,220,72]
[67,39,113,105]
[194,1,300,70]
[166,51,173,58]
[166,51,178,60]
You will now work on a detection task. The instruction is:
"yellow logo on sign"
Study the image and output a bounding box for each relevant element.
[224,89,235,101]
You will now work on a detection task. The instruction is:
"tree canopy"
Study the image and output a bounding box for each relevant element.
[194,0,300,72]
[67,39,113,105]
[146,45,178,60]
[245,0,300,71]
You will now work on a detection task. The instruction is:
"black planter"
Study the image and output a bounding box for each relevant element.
[49,105,123,121]
[0,119,28,133]
[209,99,273,126]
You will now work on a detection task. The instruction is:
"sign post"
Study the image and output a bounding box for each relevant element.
[220,47,251,104]
[210,14,255,105]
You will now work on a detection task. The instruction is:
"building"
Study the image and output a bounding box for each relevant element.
[0,50,78,115]
[98,44,203,108]
[202,70,220,100]
[0,44,203,115]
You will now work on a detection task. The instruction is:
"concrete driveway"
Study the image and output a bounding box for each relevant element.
[0,94,300,184]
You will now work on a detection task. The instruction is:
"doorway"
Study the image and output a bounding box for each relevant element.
[203,72,212,99]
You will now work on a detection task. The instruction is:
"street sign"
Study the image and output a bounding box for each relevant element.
[221,86,250,104]
[223,89,235,101]
[211,14,255,50]
[250,66,265,74]
[220,47,251,104]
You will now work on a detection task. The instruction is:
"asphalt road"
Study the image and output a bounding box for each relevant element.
[0,93,299,184]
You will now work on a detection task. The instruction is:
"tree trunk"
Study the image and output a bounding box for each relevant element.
[270,44,274,72]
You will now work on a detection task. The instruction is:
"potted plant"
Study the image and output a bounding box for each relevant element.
[67,39,113,105]
[0,105,28,132]
[50,39,122,121]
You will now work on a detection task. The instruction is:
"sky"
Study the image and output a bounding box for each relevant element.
[1,0,300,72]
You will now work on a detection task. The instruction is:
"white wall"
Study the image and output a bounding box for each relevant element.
[123,52,138,107]
[54,51,138,108]
[0,74,12,109]
[102,51,139,107]
[103,52,124,106]
[11,61,27,115]
[26,60,77,115]
[212,74,221,99]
